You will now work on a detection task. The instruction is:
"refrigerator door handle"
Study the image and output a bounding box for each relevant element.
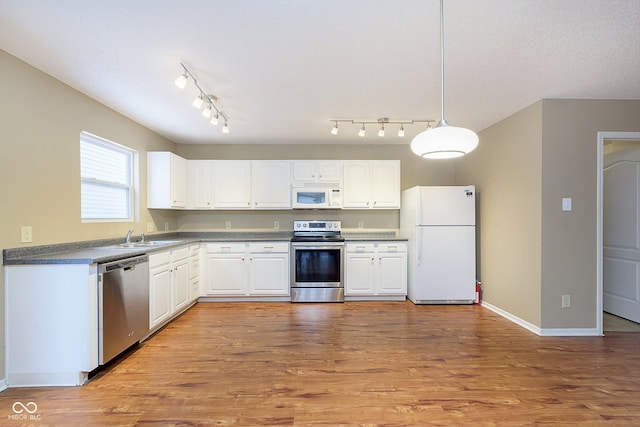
[416,225,422,266]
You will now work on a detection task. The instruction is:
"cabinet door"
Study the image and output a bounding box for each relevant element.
[377,252,407,294]
[343,161,371,208]
[170,154,187,208]
[188,160,213,209]
[345,253,376,295]
[213,161,252,208]
[249,253,289,295]
[317,161,342,182]
[371,160,400,208]
[149,266,172,329]
[292,161,317,182]
[252,161,291,209]
[173,259,190,311]
[204,254,247,295]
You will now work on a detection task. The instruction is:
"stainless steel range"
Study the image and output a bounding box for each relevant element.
[290,220,344,302]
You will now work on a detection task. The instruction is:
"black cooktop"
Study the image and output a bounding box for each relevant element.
[291,234,345,243]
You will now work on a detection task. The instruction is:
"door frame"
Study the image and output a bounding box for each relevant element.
[597,131,640,334]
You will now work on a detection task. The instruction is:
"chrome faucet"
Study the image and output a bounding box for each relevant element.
[125,229,134,244]
[140,232,145,243]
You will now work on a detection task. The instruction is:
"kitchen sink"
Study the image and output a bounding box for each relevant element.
[99,240,183,250]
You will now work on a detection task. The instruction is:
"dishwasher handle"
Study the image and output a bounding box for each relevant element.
[99,255,149,273]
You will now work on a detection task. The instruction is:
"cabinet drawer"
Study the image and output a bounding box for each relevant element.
[346,243,375,253]
[206,243,246,253]
[172,246,190,261]
[248,242,289,253]
[149,251,171,268]
[377,243,407,253]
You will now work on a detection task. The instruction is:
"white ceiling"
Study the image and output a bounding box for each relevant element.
[1,0,638,146]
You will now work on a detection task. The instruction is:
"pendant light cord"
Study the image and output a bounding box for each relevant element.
[439,0,447,126]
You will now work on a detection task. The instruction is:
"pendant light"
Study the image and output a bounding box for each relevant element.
[410,0,478,159]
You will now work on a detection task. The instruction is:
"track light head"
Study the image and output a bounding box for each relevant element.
[211,113,219,126]
[398,124,405,137]
[192,95,204,109]
[222,121,229,134]
[174,73,188,89]
[331,122,339,135]
[358,124,366,137]
[378,125,385,137]
[202,104,212,118]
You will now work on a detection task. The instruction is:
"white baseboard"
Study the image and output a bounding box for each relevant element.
[481,301,602,337]
[0,377,7,392]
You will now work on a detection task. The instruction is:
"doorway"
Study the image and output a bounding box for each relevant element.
[598,132,640,333]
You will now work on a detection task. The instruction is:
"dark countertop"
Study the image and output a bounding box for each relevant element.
[3,231,406,265]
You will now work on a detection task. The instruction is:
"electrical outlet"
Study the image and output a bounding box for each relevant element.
[21,226,33,243]
[562,294,571,308]
[147,222,154,232]
[225,221,231,229]
[358,221,364,229]
[274,221,280,230]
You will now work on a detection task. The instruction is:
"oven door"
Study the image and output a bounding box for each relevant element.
[291,242,344,288]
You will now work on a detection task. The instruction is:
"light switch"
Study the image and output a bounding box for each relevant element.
[562,198,572,211]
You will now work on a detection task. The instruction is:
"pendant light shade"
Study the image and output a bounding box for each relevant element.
[411,0,478,159]
[411,120,478,159]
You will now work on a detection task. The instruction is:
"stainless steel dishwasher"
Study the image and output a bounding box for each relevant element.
[98,255,150,365]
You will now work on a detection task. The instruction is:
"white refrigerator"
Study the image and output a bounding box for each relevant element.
[400,186,476,304]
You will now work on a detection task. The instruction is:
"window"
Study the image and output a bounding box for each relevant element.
[80,132,137,221]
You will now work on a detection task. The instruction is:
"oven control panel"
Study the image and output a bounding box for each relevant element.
[293,220,341,232]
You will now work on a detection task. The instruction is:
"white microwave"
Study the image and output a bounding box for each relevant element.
[292,184,342,209]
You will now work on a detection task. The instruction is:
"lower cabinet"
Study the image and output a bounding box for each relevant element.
[149,246,192,332]
[345,241,407,301]
[203,242,290,300]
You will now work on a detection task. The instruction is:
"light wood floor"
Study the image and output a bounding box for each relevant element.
[1,302,639,426]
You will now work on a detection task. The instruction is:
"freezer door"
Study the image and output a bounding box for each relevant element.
[413,226,476,303]
[418,186,475,226]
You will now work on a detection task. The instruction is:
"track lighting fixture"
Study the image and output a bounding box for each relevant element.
[175,62,230,134]
[329,117,431,138]
[410,0,478,159]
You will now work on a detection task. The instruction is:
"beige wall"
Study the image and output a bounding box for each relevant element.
[0,50,178,381]
[540,99,640,328]
[456,102,544,327]
[457,99,640,330]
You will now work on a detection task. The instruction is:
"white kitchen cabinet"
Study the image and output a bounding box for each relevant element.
[149,251,173,330]
[5,264,100,386]
[252,160,291,209]
[345,241,407,300]
[204,243,249,295]
[213,160,252,209]
[342,160,400,209]
[203,242,290,300]
[248,243,290,295]
[292,160,342,182]
[149,246,192,332]
[187,160,213,209]
[148,151,187,209]
[189,243,201,302]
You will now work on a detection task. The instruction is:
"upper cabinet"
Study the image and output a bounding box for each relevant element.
[213,160,252,209]
[148,153,399,211]
[187,160,213,209]
[213,160,291,209]
[252,161,291,209]
[343,160,400,209]
[148,152,187,209]
[292,160,342,183]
